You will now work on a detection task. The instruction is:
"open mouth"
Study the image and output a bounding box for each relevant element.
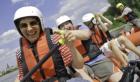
[27,30,37,35]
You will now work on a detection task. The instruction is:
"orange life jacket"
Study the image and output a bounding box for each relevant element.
[127,31,140,46]
[20,31,69,82]
[90,26,108,47]
[74,39,102,62]
[73,40,89,62]
[133,27,140,33]
[91,27,103,45]
[120,27,140,46]
[74,40,87,55]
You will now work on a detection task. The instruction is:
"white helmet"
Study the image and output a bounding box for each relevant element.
[14,6,44,33]
[82,13,96,24]
[56,15,71,26]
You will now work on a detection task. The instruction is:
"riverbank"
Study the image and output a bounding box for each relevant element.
[0,66,18,77]
[0,70,18,82]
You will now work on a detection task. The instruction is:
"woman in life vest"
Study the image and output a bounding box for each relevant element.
[114,3,140,28]
[14,6,90,82]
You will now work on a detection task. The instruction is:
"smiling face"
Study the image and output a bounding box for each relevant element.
[19,17,41,43]
[59,21,75,30]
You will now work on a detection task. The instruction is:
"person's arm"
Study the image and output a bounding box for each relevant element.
[15,76,20,82]
[15,51,22,82]
[53,30,85,68]
[73,67,94,82]
[114,7,132,21]
[54,29,91,41]
[114,15,124,20]
[53,29,90,68]
[95,14,108,32]
[119,35,140,57]
[99,14,113,26]
[66,42,84,69]
[66,30,91,41]
[109,39,128,67]
[114,10,126,20]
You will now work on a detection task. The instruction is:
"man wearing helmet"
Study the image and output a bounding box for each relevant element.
[55,15,91,41]
[55,15,97,82]
[114,3,140,28]
[82,13,113,44]
[82,13,127,66]
[55,15,121,82]
[82,13,124,82]
[14,6,91,82]
[114,3,140,46]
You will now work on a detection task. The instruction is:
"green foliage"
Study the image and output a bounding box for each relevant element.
[103,0,140,29]
[0,66,18,77]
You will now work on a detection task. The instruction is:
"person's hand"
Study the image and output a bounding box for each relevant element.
[98,13,103,17]
[53,29,65,38]
[14,76,20,82]
[53,29,64,34]
[95,14,101,21]
[103,47,113,58]
[53,30,76,42]
[64,30,76,42]
[95,13,99,18]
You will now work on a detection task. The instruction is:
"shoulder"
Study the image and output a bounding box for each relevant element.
[16,49,23,61]
[124,7,132,12]
[126,7,132,10]
[76,25,89,30]
[16,49,21,57]
[51,33,62,44]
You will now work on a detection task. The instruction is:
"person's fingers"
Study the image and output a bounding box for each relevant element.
[67,33,73,38]
[53,30,66,39]
[53,29,60,33]
[68,36,76,42]
[60,35,64,38]
[53,30,65,35]
[99,13,103,16]
[65,33,75,41]
[64,31,71,38]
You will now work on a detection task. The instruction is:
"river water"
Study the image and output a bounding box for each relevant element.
[0,70,18,82]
